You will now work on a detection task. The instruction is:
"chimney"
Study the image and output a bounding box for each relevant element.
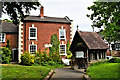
[40,6,44,18]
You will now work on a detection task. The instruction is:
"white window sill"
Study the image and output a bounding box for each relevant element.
[0,42,5,43]
[60,54,67,56]
[59,38,66,41]
[29,37,37,40]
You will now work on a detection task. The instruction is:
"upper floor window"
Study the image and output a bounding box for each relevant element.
[0,33,5,43]
[60,44,66,55]
[59,29,66,40]
[29,27,37,40]
[29,45,37,54]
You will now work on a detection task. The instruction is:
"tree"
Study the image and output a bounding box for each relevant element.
[66,40,72,59]
[49,34,60,62]
[6,39,10,49]
[2,1,40,25]
[87,2,120,43]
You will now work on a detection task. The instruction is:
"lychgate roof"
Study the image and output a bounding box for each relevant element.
[0,22,17,33]
[24,16,72,24]
[78,31,109,49]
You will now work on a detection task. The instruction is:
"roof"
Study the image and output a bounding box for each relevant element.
[23,16,72,24]
[78,31,109,49]
[0,22,17,33]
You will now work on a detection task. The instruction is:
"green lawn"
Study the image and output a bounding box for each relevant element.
[87,63,120,79]
[1,64,65,79]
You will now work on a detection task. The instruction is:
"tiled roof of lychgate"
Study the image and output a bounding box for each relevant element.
[78,31,109,49]
[0,22,17,33]
[23,16,72,23]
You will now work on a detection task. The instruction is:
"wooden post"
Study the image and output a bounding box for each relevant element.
[101,52,102,59]
[105,52,106,59]
[97,52,99,60]
[91,53,93,61]
[87,49,89,67]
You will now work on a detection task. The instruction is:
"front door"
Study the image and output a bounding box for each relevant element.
[12,49,18,62]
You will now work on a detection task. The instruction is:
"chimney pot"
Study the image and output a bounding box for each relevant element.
[40,6,44,18]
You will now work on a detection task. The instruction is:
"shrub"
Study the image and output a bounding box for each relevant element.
[0,47,12,64]
[49,34,60,62]
[66,40,72,59]
[47,61,56,66]
[108,57,120,63]
[34,51,42,65]
[116,58,120,63]
[6,39,10,49]
[21,52,34,65]
[34,49,62,66]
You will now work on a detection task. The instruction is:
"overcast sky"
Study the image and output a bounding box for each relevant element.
[1,0,95,34]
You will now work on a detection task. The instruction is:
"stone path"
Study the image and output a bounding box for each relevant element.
[51,67,84,80]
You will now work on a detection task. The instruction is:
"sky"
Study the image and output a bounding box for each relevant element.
[1,0,96,35]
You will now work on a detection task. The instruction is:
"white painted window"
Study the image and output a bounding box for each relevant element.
[29,45,37,54]
[116,43,120,50]
[29,27,37,40]
[60,44,66,55]
[59,29,66,40]
[76,51,84,58]
[0,33,5,42]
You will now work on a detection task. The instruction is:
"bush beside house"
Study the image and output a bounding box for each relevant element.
[20,34,62,66]
[21,52,34,66]
[0,47,12,64]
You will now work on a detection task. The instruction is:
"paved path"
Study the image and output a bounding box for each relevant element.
[51,67,84,80]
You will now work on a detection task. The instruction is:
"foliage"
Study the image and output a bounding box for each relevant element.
[34,49,62,66]
[22,34,62,66]
[66,40,72,59]
[2,2,40,25]
[2,19,12,23]
[87,2,120,42]
[87,63,119,78]
[108,57,120,63]
[34,49,42,65]
[49,34,60,63]
[0,47,12,64]
[6,39,10,49]
[21,52,34,65]
[2,65,51,79]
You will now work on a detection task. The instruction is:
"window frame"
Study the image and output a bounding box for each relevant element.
[116,43,120,50]
[59,44,66,55]
[59,29,66,40]
[29,27,37,40]
[29,44,37,54]
[0,33,5,43]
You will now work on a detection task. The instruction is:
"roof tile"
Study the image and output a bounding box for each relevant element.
[78,31,109,49]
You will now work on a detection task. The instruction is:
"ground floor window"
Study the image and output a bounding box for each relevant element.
[116,43,120,50]
[29,45,37,54]
[60,44,66,55]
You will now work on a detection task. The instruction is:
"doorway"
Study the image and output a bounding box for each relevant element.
[12,48,18,62]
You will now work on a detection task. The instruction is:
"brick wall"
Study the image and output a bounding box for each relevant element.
[23,22,71,53]
[1,33,18,50]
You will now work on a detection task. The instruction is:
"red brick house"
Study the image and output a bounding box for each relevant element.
[0,21,18,61]
[18,6,73,61]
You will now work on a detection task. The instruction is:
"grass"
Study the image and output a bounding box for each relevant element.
[87,63,120,79]
[1,64,66,79]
